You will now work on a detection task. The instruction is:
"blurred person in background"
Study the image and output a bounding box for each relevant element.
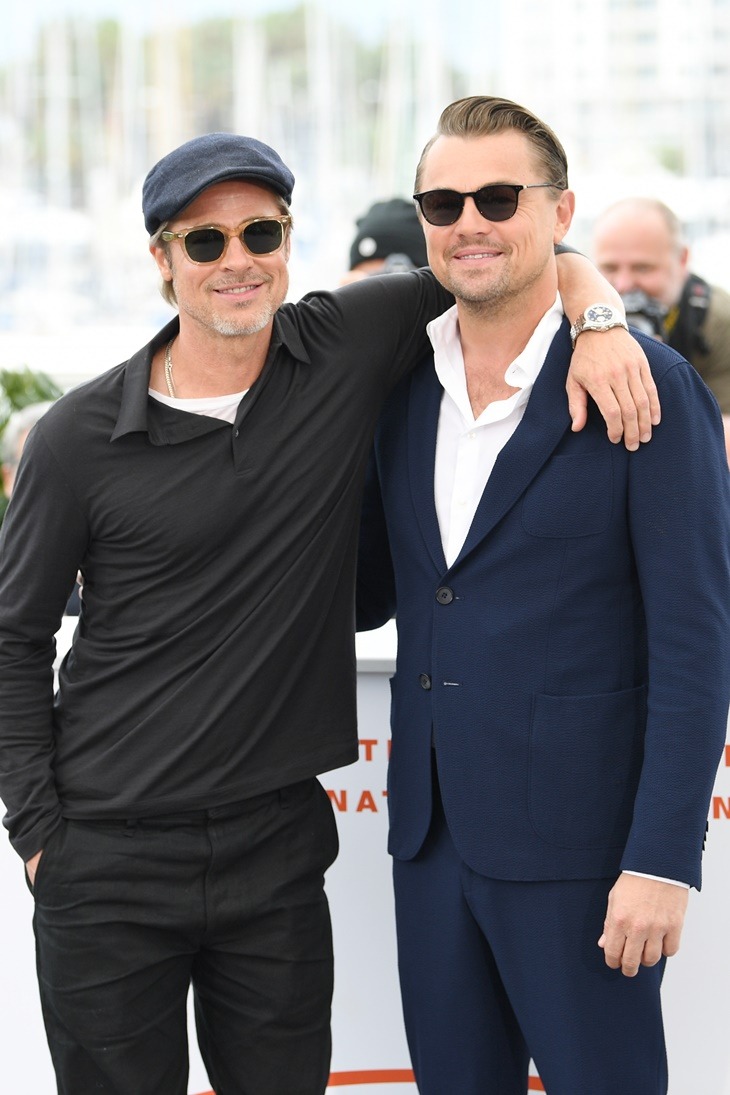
[0,128,657,1095]
[593,197,730,459]
[1,402,56,500]
[340,197,428,284]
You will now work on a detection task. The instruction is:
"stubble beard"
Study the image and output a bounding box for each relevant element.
[206,307,277,337]
[443,248,549,320]
[172,260,287,338]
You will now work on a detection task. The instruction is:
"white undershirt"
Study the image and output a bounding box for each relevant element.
[149,388,248,422]
[428,298,687,892]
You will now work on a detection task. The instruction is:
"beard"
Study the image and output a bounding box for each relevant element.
[173,269,288,338]
[206,305,278,337]
[439,242,550,318]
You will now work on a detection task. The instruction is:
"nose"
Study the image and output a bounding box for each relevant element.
[221,233,254,267]
[611,269,637,295]
[458,194,489,230]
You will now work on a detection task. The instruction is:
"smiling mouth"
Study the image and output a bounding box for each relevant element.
[213,284,263,297]
[454,249,504,262]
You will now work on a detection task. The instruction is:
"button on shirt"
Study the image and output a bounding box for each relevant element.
[430,295,563,567]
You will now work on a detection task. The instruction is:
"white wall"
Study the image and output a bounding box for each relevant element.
[1,622,729,1094]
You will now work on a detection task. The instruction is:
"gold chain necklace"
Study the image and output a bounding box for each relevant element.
[164,338,176,398]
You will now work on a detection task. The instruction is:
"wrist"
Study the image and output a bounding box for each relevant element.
[570,303,629,349]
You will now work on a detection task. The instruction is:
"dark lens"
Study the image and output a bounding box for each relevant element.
[474,185,519,222]
[242,219,284,255]
[419,190,464,226]
[184,228,226,263]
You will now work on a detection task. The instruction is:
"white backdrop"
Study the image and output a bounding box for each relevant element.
[1,620,729,1094]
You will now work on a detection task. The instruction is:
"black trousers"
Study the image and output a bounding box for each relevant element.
[31,778,339,1095]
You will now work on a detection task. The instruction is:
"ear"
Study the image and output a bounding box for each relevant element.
[150,241,174,285]
[553,189,576,245]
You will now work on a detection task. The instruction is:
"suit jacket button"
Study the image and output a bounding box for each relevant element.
[419,674,432,690]
[436,586,454,605]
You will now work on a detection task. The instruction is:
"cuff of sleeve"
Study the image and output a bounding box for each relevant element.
[622,869,689,890]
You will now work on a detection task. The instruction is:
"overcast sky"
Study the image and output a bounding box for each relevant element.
[4,0,435,63]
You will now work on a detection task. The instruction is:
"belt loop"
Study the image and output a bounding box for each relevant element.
[124,819,139,838]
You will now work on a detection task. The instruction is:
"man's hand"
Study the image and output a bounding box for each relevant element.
[567,327,661,451]
[25,849,43,887]
[598,873,688,977]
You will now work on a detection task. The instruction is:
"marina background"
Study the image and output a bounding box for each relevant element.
[2,0,729,385]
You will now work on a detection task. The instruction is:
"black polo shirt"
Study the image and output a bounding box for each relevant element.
[0,270,450,859]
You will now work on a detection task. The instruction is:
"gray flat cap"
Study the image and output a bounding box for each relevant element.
[143,132,295,235]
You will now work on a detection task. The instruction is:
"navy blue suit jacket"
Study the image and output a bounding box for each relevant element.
[357,322,730,889]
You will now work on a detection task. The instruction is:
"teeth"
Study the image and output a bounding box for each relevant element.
[219,285,256,294]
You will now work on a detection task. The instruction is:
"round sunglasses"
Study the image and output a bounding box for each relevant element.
[413,183,564,226]
[161,215,292,264]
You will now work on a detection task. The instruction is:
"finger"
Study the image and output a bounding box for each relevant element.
[566,376,588,433]
[619,938,644,978]
[640,937,664,967]
[642,360,662,426]
[580,380,624,444]
[625,368,654,444]
[610,381,641,451]
[598,927,625,970]
[661,923,683,958]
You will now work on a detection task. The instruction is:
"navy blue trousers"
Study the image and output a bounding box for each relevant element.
[31,778,338,1095]
[393,779,668,1095]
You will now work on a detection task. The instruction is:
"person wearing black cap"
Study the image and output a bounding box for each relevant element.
[342,197,429,283]
[0,127,657,1095]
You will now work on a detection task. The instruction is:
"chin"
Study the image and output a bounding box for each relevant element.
[212,311,274,337]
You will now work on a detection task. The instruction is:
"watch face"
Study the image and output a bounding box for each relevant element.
[586,304,614,324]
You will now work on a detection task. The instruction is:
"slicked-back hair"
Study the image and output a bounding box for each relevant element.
[414,96,569,195]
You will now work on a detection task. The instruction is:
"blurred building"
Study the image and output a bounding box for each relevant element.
[0,0,728,382]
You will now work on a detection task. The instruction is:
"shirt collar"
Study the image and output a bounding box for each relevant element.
[427,294,564,425]
[111,305,312,445]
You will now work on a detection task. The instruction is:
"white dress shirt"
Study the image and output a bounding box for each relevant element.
[430,296,562,568]
[427,297,687,892]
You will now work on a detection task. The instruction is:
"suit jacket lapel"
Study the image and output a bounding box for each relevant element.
[454,324,573,566]
[406,361,448,574]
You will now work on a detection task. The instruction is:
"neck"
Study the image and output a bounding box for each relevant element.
[151,321,273,398]
[455,282,556,374]
[454,287,556,419]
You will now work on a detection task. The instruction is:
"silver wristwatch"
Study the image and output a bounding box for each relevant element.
[569,303,629,348]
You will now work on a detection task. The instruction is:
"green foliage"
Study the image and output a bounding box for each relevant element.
[0,368,64,435]
[0,368,64,522]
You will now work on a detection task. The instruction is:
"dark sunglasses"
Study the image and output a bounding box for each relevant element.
[160,215,292,264]
[413,183,563,226]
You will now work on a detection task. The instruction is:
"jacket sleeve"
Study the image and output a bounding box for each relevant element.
[620,346,730,888]
[0,424,89,860]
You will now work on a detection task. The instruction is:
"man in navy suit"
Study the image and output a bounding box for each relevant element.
[357,96,730,1094]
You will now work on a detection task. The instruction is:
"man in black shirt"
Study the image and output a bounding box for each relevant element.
[0,131,658,1095]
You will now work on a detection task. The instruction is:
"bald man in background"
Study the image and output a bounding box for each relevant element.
[593,197,730,459]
